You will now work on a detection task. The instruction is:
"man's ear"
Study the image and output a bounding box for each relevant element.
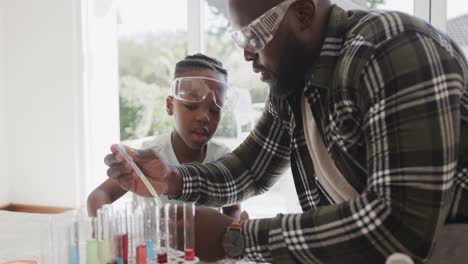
[166,96,174,116]
[292,0,316,30]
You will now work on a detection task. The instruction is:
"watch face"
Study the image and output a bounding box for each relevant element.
[222,229,245,258]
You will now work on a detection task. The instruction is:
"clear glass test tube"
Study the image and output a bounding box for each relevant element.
[125,201,134,264]
[103,204,116,263]
[53,213,74,264]
[168,202,179,262]
[153,201,161,262]
[144,199,157,263]
[75,207,90,264]
[183,202,195,261]
[97,208,111,264]
[115,212,125,264]
[68,219,79,264]
[86,217,99,264]
[134,205,147,264]
[76,215,91,264]
[157,203,169,264]
[40,216,54,264]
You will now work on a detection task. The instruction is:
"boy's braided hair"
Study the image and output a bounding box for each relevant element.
[174,53,228,81]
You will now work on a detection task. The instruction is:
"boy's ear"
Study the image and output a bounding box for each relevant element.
[166,96,174,116]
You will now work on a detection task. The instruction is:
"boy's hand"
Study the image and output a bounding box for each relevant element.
[104,144,182,197]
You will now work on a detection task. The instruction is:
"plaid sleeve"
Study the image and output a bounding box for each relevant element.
[240,32,465,263]
[175,95,292,207]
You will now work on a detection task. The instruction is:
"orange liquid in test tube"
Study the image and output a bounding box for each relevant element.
[184,202,196,261]
[136,244,147,264]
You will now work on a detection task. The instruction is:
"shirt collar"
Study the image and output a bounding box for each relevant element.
[304,5,349,90]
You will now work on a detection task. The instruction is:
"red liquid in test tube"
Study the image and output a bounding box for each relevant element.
[157,253,168,263]
[123,233,129,264]
[184,248,195,261]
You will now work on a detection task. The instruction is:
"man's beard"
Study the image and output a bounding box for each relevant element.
[268,34,306,98]
[269,71,305,97]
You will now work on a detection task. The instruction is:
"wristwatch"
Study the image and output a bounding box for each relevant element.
[222,219,245,259]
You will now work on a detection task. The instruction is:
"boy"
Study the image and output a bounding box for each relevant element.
[88,54,241,218]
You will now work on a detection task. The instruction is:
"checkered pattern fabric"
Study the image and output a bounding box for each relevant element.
[175,5,468,264]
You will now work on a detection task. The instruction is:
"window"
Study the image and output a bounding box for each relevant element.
[112,0,189,205]
[117,0,188,142]
[368,0,414,14]
[334,0,414,15]
[447,0,468,59]
[204,0,267,141]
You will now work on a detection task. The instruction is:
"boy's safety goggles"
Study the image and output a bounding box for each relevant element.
[171,77,229,108]
[230,0,298,53]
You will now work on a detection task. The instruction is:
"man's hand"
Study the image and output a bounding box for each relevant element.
[191,207,233,262]
[104,144,182,197]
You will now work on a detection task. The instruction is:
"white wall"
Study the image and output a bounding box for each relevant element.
[0,0,119,208]
[0,2,10,207]
[81,0,120,196]
[2,0,84,208]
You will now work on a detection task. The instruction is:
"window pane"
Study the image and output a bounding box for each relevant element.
[204,0,268,140]
[447,0,468,59]
[117,0,188,141]
[335,0,414,15]
[204,0,302,217]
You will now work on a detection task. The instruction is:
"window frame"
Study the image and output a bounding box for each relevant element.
[188,0,205,54]
[430,0,448,31]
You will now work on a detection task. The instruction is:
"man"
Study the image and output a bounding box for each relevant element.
[105,0,468,263]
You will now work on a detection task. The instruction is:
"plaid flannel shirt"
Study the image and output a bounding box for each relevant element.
[176,5,468,263]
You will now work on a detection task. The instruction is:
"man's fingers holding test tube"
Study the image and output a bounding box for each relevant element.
[105,144,174,198]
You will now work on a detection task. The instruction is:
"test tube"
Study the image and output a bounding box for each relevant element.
[74,207,90,264]
[157,204,169,264]
[40,216,54,264]
[153,202,161,261]
[183,202,195,261]
[115,213,125,264]
[103,204,117,263]
[125,201,134,264]
[167,202,179,262]
[68,219,79,264]
[75,215,91,264]
[144,199,157,263]
[53,212,74,264]
[134,206,147,264]
[86,217,99,264]
[97,208,111,264]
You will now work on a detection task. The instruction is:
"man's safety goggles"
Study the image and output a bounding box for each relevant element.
[230,0,298,53]
[171,77,229,108]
